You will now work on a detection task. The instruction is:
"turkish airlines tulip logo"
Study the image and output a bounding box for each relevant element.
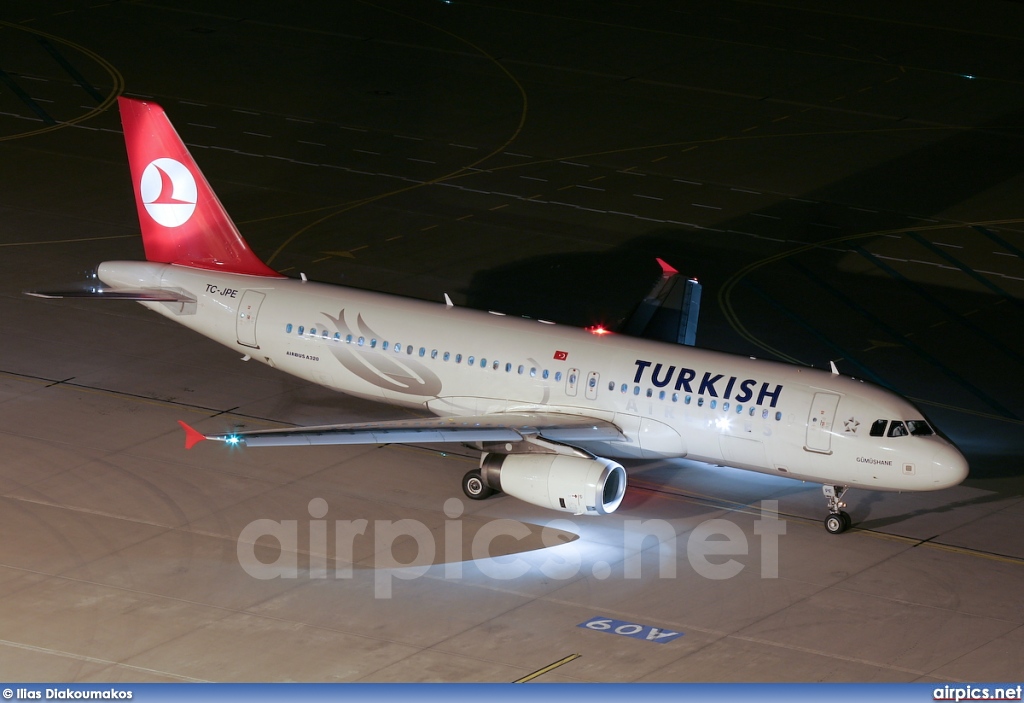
[140,158,197,227]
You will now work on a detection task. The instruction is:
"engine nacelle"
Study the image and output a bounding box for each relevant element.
[480,452,627,515]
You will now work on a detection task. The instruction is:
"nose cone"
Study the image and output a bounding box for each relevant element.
[932,443,969,489]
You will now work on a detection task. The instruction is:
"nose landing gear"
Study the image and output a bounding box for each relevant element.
[823,485,851,534]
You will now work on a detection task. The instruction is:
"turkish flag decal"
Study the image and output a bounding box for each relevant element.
[553,350,568,361]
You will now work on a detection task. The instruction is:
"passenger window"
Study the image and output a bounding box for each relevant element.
[456,354,462,363]
[345,334,352,343]
[588,377,596,388]
[420,348,427,358]
[519,365,525,375]
[468,356,475,365]
[762,409,768,419]
[407,345,414,355]
[530,367,537,377]
[431,349,438,359]
[334,332,340,341]
[298,326,305,335]
[658,390,666,400]
[710,400,717,409]
[646,388,653,398]
[620,384,627,393]
[633,386,640,396]
[775,412,782,421]
[285,323,293,333]
[383,341,389,351]
[444,352,451,361]
[357,336,364,346]
[505,363,512,372]
[369,338,376,348]
[697,397,704,407]
[311,328,317,336]
[322,330,329,339]
[492,361,499,370]
[723,402,730,411]
[870,420,888,437]
[888,421,908,437]
[542,369,549,379]
[555,372,562,381]
[672,393,678,402]
[685,395,691,405]
[394,343,402,353]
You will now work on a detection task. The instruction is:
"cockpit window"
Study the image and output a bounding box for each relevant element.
[888,421,908,437]
[907,420,934,436]
[870,419,887,437]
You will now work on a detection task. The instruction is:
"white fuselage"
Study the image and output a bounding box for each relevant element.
[99,261,968,492]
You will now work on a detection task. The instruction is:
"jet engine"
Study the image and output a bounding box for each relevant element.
[475,452,627,515]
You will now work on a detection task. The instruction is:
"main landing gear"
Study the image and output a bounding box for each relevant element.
[462,470,496,500]
[823,485,851,534]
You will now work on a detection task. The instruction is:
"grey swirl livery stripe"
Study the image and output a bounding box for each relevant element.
[321,309,443,397]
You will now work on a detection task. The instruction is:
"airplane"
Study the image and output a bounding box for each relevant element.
[28,96,969,534]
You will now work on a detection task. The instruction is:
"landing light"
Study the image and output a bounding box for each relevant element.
[226,436,241,445]
[715,417,731,431]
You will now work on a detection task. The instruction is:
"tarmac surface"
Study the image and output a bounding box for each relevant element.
[1,0,1023,683]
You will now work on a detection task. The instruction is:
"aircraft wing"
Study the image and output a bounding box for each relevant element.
[618,258,701,346]
[179,413,626,449]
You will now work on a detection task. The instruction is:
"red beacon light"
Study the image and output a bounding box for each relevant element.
[586,325,612,336]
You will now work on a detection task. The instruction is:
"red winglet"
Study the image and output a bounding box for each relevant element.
[656,257,678,275]
[178,420,208,449]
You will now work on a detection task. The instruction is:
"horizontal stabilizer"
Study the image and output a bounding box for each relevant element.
[179,413,626,448]
[26,287,195,302]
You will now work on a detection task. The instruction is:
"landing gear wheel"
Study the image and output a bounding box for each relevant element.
[839,510,852,531]
[822,485,851,534]
[462,470,494,500]
[825,513,847,535]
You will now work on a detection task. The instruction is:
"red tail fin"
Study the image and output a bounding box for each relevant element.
[118,97,281,277]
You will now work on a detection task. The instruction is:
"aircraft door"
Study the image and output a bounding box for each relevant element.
[585,371,600,400]
[805,392,840,453]
[236,290,266,349]
[566,368,579,397]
